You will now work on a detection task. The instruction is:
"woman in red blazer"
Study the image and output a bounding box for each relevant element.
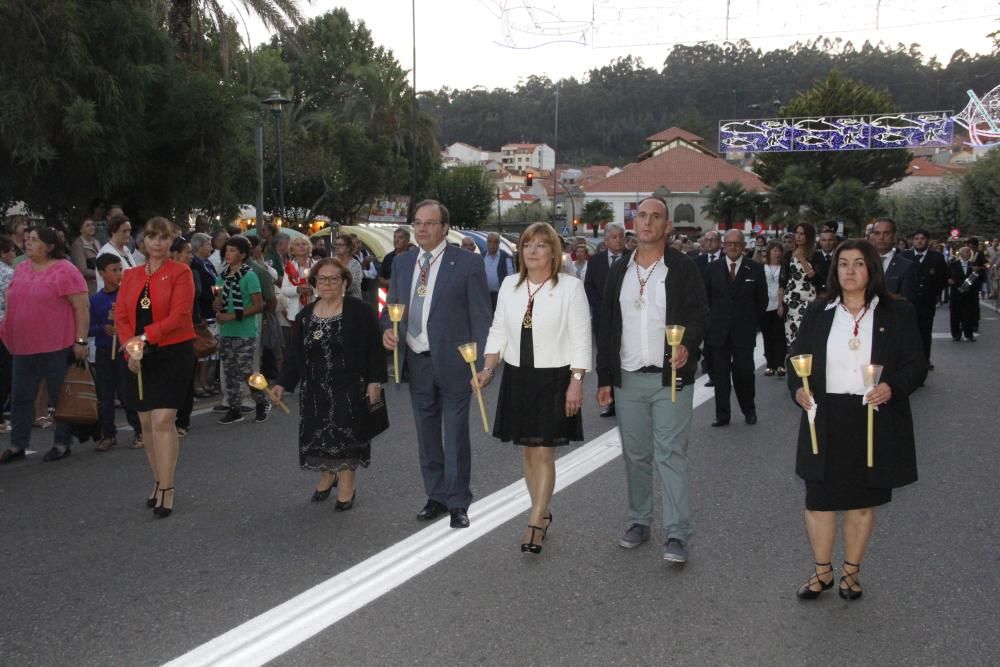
[116,217,195,518]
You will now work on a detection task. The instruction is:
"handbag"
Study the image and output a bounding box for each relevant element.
[54,361,99,425]
[357,389,389,441]
[192,323,218,358]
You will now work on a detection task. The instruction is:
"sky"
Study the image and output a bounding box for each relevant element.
[243,0,1000,91]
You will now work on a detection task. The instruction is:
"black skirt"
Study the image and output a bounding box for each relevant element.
[805,393,892,511]
[493,322,583,447]
[125,340,195,412]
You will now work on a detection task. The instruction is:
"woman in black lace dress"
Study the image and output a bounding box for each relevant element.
[273,258,386,510]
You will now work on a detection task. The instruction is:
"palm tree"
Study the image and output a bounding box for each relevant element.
[701,181,753,230]
[155,0,306,67]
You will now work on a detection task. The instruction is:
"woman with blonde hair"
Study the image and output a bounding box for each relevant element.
[281,235,317,324]
[116,217,196,516]
[476,222,591,554]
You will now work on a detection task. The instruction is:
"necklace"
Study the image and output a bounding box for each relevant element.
[633,257,661,310]
[417,249,445,297]
[140,263,156,309]
[840,302,869,350]
[521,278,549,329]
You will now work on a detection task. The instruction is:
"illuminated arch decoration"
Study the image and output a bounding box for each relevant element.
[718,112,953,153]
[953,85,1000,147]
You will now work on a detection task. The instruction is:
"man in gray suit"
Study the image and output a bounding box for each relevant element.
[382,200,492,528]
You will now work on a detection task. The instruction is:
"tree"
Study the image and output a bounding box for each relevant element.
[580,199,614,236]
[823,179,872,236]
[753,71,911,191]
[428,167,494,229]
[959,149,1000,235]
[701,181,754,229]
[0,0,254,222]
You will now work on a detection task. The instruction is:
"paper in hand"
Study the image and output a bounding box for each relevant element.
[807,401,818,425]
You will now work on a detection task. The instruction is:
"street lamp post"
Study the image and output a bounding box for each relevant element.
[263,91,290,220]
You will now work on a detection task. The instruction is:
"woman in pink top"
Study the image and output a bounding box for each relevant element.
[0,227,90,464]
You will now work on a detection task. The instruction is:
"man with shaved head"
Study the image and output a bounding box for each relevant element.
[703,229,767,427]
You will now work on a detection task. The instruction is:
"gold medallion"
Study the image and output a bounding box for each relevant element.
[312,328,324,340]
[140,296,151,309]
[417,284,428,297]
[848,337,861,351]
[522,313,532,329]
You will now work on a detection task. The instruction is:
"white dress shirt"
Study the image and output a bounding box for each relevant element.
[726,256,743,278]
[881,249,895,272]
[484,274,591,369]
[825,296,878,395]
[619,254,669,371]
[406,240,448,354]
[704,252,720,263]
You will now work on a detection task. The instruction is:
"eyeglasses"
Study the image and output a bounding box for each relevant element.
[315,275,342,284]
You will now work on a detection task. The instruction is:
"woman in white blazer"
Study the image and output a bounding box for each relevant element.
[476,222,592,555]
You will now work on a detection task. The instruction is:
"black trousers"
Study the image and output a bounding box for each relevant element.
[709,336,756,422]
[759,309,786,370]
[914,303,936,363]
[94,346,141,438]
[950,291,976,340]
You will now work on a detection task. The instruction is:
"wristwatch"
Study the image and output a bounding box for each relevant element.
[74,338,86,346]
[140,334,148,343]
[571,371,584,381]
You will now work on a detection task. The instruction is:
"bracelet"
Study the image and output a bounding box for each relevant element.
[74,339,87,346]
[484,367,495,377]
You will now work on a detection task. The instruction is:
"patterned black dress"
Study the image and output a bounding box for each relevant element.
[783,255,816,347]
[298,313,370,471]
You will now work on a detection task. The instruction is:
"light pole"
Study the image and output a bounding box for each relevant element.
[263,90,290,221]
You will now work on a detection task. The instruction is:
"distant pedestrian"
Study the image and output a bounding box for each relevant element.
[333,235,363,301]
[948,247,980,342]
[760,242,787,377]
[780,222,821,347]
[483,232,514,313]
[96,215,136,291]
[703,230,767,427]
[0,227,89,464]
[903,229,949,367]
[584,223,625,418]
[69,216,101,295]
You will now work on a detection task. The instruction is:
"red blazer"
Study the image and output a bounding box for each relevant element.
[116,259,196,355]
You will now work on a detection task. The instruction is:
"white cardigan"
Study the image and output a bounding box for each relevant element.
[485,273,592,369]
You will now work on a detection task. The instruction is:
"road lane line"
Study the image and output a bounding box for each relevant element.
[165,345,765,667]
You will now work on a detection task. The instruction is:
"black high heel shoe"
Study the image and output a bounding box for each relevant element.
[520,525,545,554]
[311,474,339,502]
[334,490,356,512]
[153,487,174,518]
[796,561,834,599]
[146,481,159,508]
[542,511,553,539]
[839,561,863,600]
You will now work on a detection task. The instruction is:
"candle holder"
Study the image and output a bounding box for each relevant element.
[861,364,883,468]
[790,354,818,455]
[386,304,406,384]
[248,373,290,414]
[458,342,490,433]
[665,325,685,403]
[126,339,144,401]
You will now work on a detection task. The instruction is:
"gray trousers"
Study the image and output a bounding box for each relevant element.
[616,370,694,542]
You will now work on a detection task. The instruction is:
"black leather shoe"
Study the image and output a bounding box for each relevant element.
[600,405,616,418]
[705,379,715,387]
[42,446,70,462]
[416,500,448,521]
[450,508,470,528]
[0,448,26,464]
[745,413,758,425]
[334,490,356,512]
[711,419,729,427]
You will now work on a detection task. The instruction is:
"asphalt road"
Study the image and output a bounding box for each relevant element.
[1,303,998,666]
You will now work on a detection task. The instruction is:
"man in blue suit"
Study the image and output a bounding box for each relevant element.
[870,218,917,304]
[382,200,491,528]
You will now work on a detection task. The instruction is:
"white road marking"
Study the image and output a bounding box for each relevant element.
[164,343,765,667]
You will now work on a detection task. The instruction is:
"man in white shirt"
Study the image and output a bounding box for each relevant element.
[870,218,917,303]
[482,232,513,313]
[596,196,709,564]
[382,200,492,529]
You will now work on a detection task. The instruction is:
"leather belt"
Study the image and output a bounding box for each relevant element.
[635,365,662,374]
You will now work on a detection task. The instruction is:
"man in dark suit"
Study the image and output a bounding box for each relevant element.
[812,226,838,294]
[870,218,918,304]
[595,196,708,564]
[693,231,722,387]
[966,238,988,333]
[948,247,981,342]
[585,223,626,417]
[903,228,949,368]
[382,200,492,528]
[704,230,768,426]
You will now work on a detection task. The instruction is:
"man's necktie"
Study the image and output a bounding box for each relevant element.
[729,261,737,281]
[408,252,432,337]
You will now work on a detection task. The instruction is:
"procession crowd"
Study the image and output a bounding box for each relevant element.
[0,198,993,599]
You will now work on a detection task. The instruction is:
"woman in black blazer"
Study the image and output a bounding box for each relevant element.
[273,258,387,510]
[787,239,926,601]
